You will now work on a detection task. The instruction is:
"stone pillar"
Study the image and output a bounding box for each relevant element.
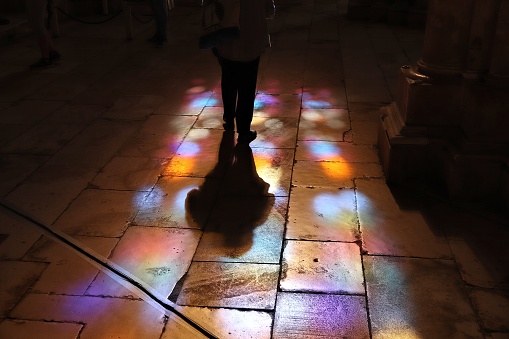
[378,0,509,208]
[417,0,474,76]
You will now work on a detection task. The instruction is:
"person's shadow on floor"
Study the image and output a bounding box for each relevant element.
[185,131,274,257]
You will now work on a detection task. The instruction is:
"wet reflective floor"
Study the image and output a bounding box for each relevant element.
[1,1,509,338]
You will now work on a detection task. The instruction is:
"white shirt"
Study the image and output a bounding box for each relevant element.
[217,0,275,62]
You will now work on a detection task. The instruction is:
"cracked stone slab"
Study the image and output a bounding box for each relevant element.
[194,197,286,263]
[298,108,350,141]
[250,116,299,148]
[281,240,364,294]
[365,256,482,338]
[287,186,358,241]
[356,179,452,258]
[292,160,382,188]
[176,262,279,309]
[0,212,43,260]
[251,147,294,197]
[163,306,272,339]
[273,292,369,338]
[10,294,166,338]
[0,320,83,339]
[295,140,379,162]
[91,156,167,191]
[53,189,140,237]
[134,176,220,229]
[468,288,509,332]
[0,261,47,317]
[88,226,200,297]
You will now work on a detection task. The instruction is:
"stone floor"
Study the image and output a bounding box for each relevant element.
[1,0,508,338]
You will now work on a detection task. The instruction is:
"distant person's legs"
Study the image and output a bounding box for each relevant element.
[149,0,167,46]
[26,0,60,69]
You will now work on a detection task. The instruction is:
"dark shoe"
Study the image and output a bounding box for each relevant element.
[223,121,234,131]
[155,39,167,47]
[237,130,257,143]
[30,58,53,70]
[49,51,61,62]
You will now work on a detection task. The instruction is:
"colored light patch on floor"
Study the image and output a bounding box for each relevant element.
[273,292,370,338]
[320,159,352,179]
[287,186,358,241]
[252,148,294,197]
[106,226,201,296]
[308,141,342,158]
[281,240,364,294]
[254,93,280,110]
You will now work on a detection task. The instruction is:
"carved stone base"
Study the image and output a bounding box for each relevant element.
[378,95,509,209]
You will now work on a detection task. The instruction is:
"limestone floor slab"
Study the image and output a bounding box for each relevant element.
[5,165,97,225]
[292,160,383,188]
[0,320,83,339]
[0,261,46,317]
[272,292,370,339]
[469,288,509,332]
[155,83,216,116]
[287,186,358,241]
[281,240,364,294]
[0,100,64,125]
[164,129,228,178]
[53,188,140,237]
[134,176,220,229]
[252,147,294,197]
[23,235,118,295]
[250,116,299,149]
[164,306,272,339]
[0,154,48,197]
[295,140,379,162]
[103,95,165,120]
[10,293,166,339]
[193,106,225,130]
[298,108,350,141]
[194,196,286,263]
[254,93,302,119]
[0,212,42,260]
[176,262,279,310]
[91,156,167,192]
[356,179,452,258]
[91,226,200,297]
[119,115,196,158]
[302,86,348,109]
[364,255,482,338]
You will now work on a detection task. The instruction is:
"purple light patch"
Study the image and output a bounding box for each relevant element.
[178,142,200,156]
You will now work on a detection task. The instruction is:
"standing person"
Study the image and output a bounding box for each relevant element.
[213,0,275,143]
[149,0,168,47]
[26,0,61,70]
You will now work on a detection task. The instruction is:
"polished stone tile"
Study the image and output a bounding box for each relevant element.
[2,122,89,155]
[295,140,379,162]
[89,226,200,297]
[24,235,117,295]
[0,261,46,317]
[164,306,272,339]
[281,240,364,294]
[53,189,140,237]
[5,165,97,225]
[469,288,509,332]
[176,262,279,309]
[163,129,228,178]
[0,213,42,260]
[251,147,294,197]
[0,154,48,196]
[273,292,369,338]
[302,86,347,109]
[10,294,166,339]
[135,176,219,229]
[103,95,165,120]
[250,116,298,148]
[365,256,482,338]
[119,115,196,158]
[194,197,285,263]
[45,119,140,169]
[292,160,383,188]
[298,108,350,141]
[254,93,302,119]
[91,156,166,191]
[351,120,379,145]
[0,100,64,125]
[0,320,83,339]
[356,179,452,258]
[287,186,358,241]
